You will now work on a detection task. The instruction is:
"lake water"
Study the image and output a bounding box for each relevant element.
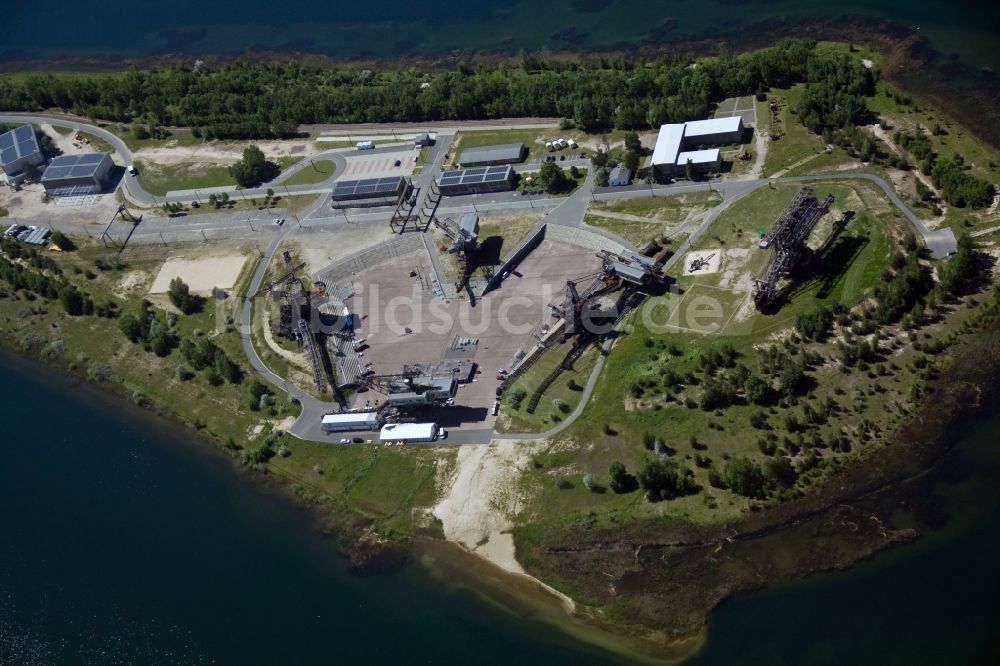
[3,0,999,72]
[2,347,999,665]
[0,350,622,665]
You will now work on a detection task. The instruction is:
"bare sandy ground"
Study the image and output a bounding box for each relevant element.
[682,249,722,276]
[149,254,248,293]
[0,181,120,226]
[133,139,315,166]
[433,439,576,611]
[293,226,395,275]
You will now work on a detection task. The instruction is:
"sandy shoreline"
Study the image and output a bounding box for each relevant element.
[432,438,577,613]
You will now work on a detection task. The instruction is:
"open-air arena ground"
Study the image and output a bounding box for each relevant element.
[342,239,603,431]
[149,254,248,294]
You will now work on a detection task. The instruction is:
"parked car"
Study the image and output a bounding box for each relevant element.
[492,401,500,416]
[339,438,351,444]
[352,437,365,443]
[438,429,448,440]
[394,159,402,167]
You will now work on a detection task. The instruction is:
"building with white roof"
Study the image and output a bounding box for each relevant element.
[379,422,439,443]
[321,412,379,432]
[651,116,744,179]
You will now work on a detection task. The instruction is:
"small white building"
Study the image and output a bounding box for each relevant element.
[322,412,379,432]
[379,422,439,444]
[608,164,632,186]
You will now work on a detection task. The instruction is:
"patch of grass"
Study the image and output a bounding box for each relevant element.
[0,206,8,218]
[281,159,336,186]
[761,85,827,177]
[477,214,543,264]
[496,344,599,434]
[77,131,114,154]
[136,160,237,197]
[51,125,72,136]
[590,191,721,220]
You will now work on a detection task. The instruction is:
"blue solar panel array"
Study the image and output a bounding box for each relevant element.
[41,153,112,182]
[331,176,405,200]
[438,165,513,187]
[0,125,41,169]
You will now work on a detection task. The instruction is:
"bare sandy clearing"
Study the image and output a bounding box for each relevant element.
[682,249,722,276]
[149,254,248,294]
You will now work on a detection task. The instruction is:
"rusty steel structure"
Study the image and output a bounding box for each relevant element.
[752,188,834,309]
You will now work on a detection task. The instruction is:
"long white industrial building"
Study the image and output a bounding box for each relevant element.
[651,116,744,178]
[322,412,379,432]
[379,422,439,443]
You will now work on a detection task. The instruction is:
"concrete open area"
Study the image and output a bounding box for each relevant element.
[149,254,249,294]
[342,239,603,432]
[340,149,417,179]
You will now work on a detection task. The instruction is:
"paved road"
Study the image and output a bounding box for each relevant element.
[3,111,958,444]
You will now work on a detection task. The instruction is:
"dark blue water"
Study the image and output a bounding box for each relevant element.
[3,1,1000,71]
[0,350,623,665]
[692,412,1000,665]
[3,345,1000,664]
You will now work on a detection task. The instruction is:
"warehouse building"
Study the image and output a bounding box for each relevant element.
[0,125,44,185]
[683,117,745,146]
[437,165,516,196]
[651,116,744,178]
[385,376,457,407]
[330,176,408,205]
[40,152,115,195]
[321,412,379,433]
[379,422,440,444]
[457,143,527,167]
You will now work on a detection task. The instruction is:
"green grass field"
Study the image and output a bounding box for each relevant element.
[761,86,827,177]
[136,161,237,197]
[512,179,912,531]
[497,344,599,433]
[280,159,336,186]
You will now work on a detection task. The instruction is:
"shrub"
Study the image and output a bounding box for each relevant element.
[608,461,638,493]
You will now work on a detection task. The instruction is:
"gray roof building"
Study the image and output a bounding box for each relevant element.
[437,165,516,196]
[331,176,407,203]
[0,125,44,181]
[608,164,632,186]
[458,143,527,167]
[40,152,115,195]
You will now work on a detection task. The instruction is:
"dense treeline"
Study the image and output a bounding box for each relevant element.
[0,39,858,139]
[894,128,994,208]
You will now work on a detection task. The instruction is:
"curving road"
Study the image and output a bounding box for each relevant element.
[2,111,959,443]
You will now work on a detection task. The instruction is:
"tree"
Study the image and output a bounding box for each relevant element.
[608,461,638,494]
[743,374,770,405]
[50,230,75,251]
[623,130,641,154]
[229,145,278,187]
[591,149,610,169]
[60,286,86,316]
[779,362,807,398]
[623,149,640,175]
[637,457,696,501]
[539,161,570,193]
[119,313,143,342]
[167,277,201,314]
[595,166,610,187]
[684,158,694,181]
[723,457,768,498]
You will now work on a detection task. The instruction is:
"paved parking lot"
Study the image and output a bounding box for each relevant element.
[344,239,602,433]
[714,95,758,126]
[341,149,419,179]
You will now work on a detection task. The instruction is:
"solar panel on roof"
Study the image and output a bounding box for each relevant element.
[1,148,15,164]
[76,153,103,165]
[0,133,12,150]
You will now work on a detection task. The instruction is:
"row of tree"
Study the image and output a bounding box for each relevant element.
[0,39,858,139]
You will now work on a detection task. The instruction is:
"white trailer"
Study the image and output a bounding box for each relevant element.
[322,411,379,433]
[379,422,439,444]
